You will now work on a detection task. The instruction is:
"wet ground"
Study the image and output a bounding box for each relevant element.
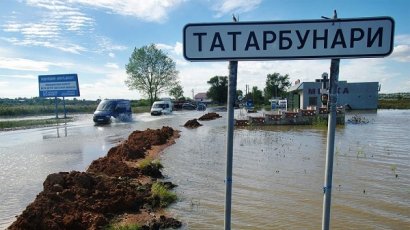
[1,109,409,229]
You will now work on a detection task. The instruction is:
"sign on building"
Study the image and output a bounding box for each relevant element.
[183,17,394,61]
[38,74,80,97]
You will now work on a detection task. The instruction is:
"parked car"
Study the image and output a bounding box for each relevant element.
[197,102,206,111]
[150,100,173,116]
[93,99,132,124]
[182,103,196,110]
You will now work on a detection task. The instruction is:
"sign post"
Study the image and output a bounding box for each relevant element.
[225,60,237,230]
[183,15,394,230]
[322,58,339,230]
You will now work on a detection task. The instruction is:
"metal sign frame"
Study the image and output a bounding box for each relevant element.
[183,17,394,61]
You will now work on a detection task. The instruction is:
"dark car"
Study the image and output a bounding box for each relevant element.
[182,103,196,110]
[93,99,132,124]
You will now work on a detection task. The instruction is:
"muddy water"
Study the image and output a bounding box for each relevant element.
[161,110,410,229]
[0,110,409,229]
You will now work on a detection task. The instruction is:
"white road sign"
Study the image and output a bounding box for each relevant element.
[183,17,394,61]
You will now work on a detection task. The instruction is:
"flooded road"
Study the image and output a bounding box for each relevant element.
[1,110,409,229]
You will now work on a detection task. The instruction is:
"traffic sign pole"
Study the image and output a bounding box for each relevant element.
[322,57,340,230]
[225,60,237,230]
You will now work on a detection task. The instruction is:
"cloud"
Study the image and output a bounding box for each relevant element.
[0,74,36,79]
[212,0,262,18]
[0,57,71,71]
[105,63,119,69]
[2,0,94,54]
[108,52,115,58]
[390,45,410,62]
[69,0,184,23]
[0,81,9,88]
[95,36,127,54]
[0,80,38,98]
[395,34,410,45]
[80,68,140,99]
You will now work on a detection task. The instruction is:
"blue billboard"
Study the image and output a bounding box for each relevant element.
[38,74,80,97]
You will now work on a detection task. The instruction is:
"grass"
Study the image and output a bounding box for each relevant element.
[132,105,151,114]
[138,158,163,171]
[151,182,177,208]
[378,98,410,109]
[0,118,73,130]
[105,223,142,230]
[0,104,96,116]
[356,148,366,158]
[312,116,328,127]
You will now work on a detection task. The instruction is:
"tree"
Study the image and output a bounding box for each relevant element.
[264,72,291,101]
[206,76,228,104]
[169,84,184,100]
[252,86,264,105]
[125,44,178,105]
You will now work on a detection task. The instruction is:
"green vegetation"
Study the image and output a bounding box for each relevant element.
[151,182,177,208]
[138,158,163,171]
[0,98,154,117]
[206,76,228,104]
[105,223,141,230]
[0,98,97,116]
[132,105,151,114]
[312,116,328,127]
[0,104,96,116]
[125,44,178,105]
[0,118,73,130]
[378,98,410,109]
[356,148,366,158]
[390,164,397,174]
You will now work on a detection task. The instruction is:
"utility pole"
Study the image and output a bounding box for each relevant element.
[322,10,340,230]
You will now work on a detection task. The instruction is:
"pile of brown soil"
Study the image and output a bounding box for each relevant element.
[184,119,202,128]
[198,112,222,121]
[9,126,181,230]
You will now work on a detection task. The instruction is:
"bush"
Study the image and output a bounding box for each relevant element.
[151,182,177,208]
[138,158,163,171]
[105,223,141,230]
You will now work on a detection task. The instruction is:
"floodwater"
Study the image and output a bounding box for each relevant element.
[0,110,409,229]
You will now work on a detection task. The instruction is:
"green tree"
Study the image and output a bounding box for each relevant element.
[252,86,264,105]
[125,44,178,105]
[169,83,184,100]
[264,72,291,101]
[207,76,228,104]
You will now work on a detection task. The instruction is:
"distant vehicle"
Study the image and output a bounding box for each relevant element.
[159,97,173,109]
[197,102,206,111]
[93,99,132,124]
[245,99,256,113]
[151,100,173,116]
[182,103,196,110]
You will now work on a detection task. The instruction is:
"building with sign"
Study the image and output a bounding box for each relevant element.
[287,79,379,110]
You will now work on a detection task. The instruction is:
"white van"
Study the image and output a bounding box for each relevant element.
[150,100,173,116]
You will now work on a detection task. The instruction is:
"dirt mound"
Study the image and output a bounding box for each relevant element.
[9,126,180,230]
[184,119,202,128]
[88,126,174,177]
[198,112,222,121]
[9,171,147,230]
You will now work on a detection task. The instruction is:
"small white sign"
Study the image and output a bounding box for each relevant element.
[183,17,394,61]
